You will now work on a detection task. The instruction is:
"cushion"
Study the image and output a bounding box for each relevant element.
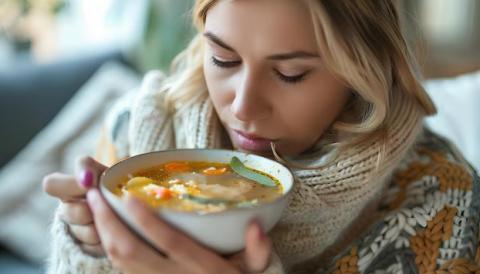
[0,62,140,262]
[424,70,480,172]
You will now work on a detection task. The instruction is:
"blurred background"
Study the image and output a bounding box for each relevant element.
[0,0,478,273]
[402,0,480,77]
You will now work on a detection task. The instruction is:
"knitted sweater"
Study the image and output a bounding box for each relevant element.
[47,72,480,274]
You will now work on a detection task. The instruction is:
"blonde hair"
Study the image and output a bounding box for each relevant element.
[160,0,437,170]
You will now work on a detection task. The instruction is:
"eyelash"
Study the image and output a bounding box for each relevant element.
[210,56,307,84]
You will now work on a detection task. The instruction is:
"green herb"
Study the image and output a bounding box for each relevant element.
[230,157,277,187]
[236,199,259,208]
[180,194,230,205]
[181,194,260,208]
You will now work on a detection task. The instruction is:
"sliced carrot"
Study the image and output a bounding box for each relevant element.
[164,162,190,172]
[156,188,172,200]
[147,186,172,200]
[202,167,227,175]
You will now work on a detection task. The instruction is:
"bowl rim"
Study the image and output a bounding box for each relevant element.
[99,148,295,216]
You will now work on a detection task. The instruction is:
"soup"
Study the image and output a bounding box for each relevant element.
[113,157,283,213]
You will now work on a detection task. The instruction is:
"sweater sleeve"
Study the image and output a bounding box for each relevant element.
[46,205,121,274]
[95,71,171,166]
[45,74,151,273]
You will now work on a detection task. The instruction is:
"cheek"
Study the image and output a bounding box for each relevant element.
[279,99,327,142]
[277,83,349,139]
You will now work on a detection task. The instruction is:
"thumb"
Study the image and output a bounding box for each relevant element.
[244,220,272,273]
[75,156,108,189]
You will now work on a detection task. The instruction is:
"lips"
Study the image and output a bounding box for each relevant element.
[235,130,270,140]
[232,129,276,152]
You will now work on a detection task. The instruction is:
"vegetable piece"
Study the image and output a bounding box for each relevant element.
[164,162,190,172]
[168,178,181,184]
[202,167,227,175]
[144,184,172,200]
[126,177,155,189]
[181,194,260,209]
[169,184,189,195]
[155,188,172,200]
[180,194,230,205]
[236,199,259,208]
[229,157,277,187]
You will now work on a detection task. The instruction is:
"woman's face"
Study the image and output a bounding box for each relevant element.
[203,0,350,157]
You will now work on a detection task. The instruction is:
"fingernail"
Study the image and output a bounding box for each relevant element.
[80,170,93,189]
[256,222,266,240]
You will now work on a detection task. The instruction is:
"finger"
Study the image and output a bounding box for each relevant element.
[125,195,230,270]
[125,195,202,257]
[244,221,272,273]
[79,243,105,257]
[86,189,168,266]
[60,201,93,225]
[69,223,101,245]
[43,173,87,200]
[75,156,108,189]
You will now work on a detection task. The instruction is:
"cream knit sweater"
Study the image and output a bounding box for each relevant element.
[47,71,426,274]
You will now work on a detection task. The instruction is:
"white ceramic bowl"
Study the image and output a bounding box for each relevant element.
[100,149,294,254]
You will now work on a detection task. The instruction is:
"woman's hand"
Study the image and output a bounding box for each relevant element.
[43,156,107,257]
[86,188,273,274]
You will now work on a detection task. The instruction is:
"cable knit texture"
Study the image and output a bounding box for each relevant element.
[46,71,480,274]
[47,210,122,274]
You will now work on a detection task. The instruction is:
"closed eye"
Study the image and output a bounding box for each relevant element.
[211,56,241,68]
[274,70,309,84]
[211,56,309,84]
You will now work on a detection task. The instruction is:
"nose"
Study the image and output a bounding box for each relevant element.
[231,68,272,122]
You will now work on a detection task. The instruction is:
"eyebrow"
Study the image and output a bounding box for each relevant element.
[203,31,319,60]
[203,32,236,52]
[267,51,319,60]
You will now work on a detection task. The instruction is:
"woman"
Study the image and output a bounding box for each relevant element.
[43,0,480,273]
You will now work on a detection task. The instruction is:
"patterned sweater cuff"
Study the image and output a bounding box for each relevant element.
[46,207,121,274]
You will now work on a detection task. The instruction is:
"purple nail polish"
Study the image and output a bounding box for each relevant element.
[252,220,266,240]
[80,170,93,189]
[257,225,266,240]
